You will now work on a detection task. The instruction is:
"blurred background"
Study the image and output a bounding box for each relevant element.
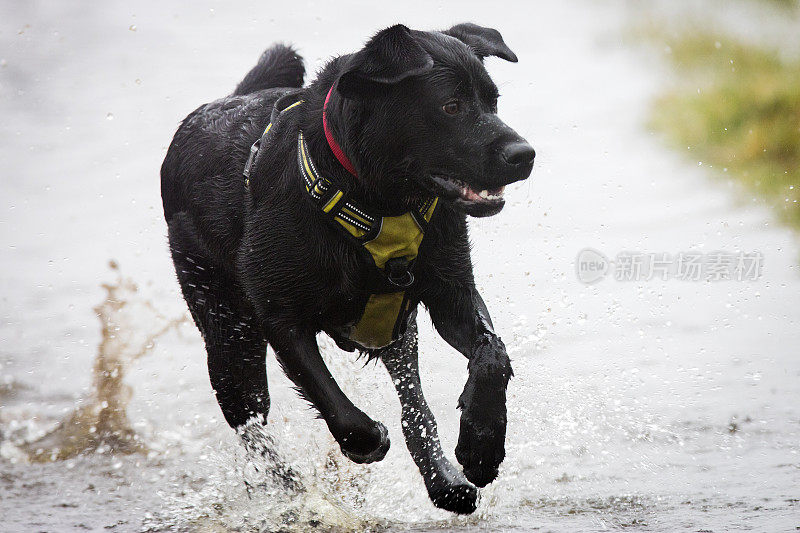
[1,1,798,531]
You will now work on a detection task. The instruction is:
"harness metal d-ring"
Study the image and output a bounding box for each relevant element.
[386,268,414,288]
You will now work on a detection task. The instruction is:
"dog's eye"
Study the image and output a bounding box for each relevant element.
[442,100,461,115]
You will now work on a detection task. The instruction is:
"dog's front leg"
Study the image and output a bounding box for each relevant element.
[380,318,478,514]
[268,325,390,464]
[426,286,512,487]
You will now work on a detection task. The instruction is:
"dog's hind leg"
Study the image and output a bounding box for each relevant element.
[380,318,478,515]
[167,213,270,429]
[169,214,302,490]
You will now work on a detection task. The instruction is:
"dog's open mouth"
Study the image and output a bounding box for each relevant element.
[429,175,505,204]
[428,175,506,216]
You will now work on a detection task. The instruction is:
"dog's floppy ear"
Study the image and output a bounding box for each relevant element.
[338,24,433,99]
[443,23,518,63]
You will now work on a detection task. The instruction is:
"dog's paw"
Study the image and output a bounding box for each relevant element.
[430,481,479,514]
[338,421,390,464]
[455,408,506,487]
[455,335,510,487]
[426,458,479,514]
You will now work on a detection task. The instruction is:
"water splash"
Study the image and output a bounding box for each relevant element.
[149,417,379,532]
[22,261,186,462]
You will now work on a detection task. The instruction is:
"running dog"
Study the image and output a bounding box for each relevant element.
[161,23,534,514]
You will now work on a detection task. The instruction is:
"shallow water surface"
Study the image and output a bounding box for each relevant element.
[1,1,798,531]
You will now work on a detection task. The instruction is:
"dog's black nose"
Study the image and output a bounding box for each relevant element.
[500,142,536,167]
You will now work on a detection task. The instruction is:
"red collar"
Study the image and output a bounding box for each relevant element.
[322,85,358,177]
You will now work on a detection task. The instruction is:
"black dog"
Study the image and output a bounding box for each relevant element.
[161,23,534,514]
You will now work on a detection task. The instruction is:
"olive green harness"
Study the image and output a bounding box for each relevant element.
[244,95,438,350]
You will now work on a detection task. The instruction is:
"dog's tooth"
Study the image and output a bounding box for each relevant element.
[479,190,489,199]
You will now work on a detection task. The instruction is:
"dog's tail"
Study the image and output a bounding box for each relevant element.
[232,44,305,96]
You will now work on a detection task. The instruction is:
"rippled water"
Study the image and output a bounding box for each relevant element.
[1,1,798,531]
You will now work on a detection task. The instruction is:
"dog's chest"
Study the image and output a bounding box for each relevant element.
[296,218,431,351]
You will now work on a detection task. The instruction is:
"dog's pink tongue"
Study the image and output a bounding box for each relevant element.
[462,186,481,201]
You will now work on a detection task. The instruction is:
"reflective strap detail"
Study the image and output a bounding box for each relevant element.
[409,197,438,228]
[298,135,316,192]
[345,203,375,224]
[339,205,372,227]
[334,215,369,238]
[421,197,438,222]
[297,133,314,190]
[322,190,344,213]
[312,181,328,199]
[348,292,406,349]
[297,130,377,234]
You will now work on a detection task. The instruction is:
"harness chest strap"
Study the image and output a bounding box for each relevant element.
[297,129,439,348]
[244,95,438,349]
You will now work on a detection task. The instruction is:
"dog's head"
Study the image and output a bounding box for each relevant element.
[334,23,534,217]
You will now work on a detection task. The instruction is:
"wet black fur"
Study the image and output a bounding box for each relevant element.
[161,24,533,514]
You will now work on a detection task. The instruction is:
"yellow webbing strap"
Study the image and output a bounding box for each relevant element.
[296,128,439,349]
[263,99,303,137]
[298,131,376,238]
